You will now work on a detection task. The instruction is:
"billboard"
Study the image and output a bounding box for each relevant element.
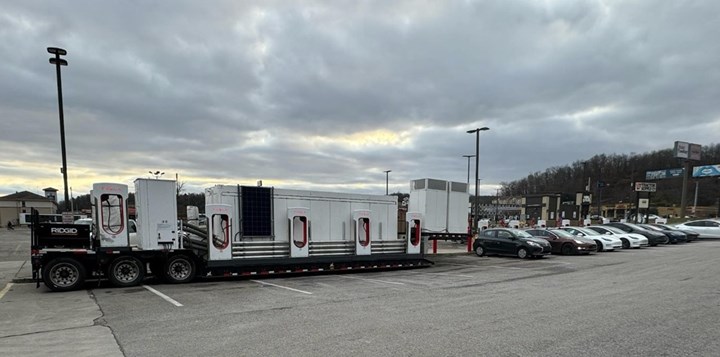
[692,164,720,178]
[645,168,684,180]
[674,141,702,160]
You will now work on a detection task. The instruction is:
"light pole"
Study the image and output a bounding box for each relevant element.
[466,127,489,234]
[383,170,391,195]
[462,155,475,193]
[48,47,70,212]
[149,171,165,179]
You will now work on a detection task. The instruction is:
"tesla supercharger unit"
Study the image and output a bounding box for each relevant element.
[92,183,129,248]
[353,210,372,255]
[288,207,310,258]
[406,212,422,254]
[207,204,232,261]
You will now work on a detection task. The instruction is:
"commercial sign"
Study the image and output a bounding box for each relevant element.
[673,141,702,160]
[62,212,74,224]
[638,199,649,209]
[645,168,684,180]
[692,164,720,178]
[634,182,657,192]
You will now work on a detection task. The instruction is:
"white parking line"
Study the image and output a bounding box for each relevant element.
[423,272,474,278]
[251,280,313,295]
[0,283,14,301]
[12,244,22,255]
[442,263,485,268]
[142,285,184,307]
[337,275,405,285]
[486,265,526,270]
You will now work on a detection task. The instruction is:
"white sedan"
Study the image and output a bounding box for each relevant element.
[558,226,623,252]
[675,219,720,239]
[585,225,649,248]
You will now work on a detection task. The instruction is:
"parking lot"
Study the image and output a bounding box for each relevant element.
[2,228,720,356]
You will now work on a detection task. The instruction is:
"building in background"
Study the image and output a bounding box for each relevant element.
[0,189,58,226]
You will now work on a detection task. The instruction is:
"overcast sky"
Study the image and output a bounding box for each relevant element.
[1,0,719,198]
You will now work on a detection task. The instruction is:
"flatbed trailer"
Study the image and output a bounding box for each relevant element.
[31,179,432,292]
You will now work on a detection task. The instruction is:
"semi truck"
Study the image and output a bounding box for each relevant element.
[31,179,430,292]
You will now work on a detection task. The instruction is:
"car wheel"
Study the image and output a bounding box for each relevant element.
[594,240,603,252]
[561,244,574,255]
[516,247,529,259]
[621,239,630,249]
[474,245,485,257]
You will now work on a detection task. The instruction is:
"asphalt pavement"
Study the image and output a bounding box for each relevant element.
[2,228,720,356]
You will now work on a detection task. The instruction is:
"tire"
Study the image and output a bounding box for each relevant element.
[516,247,529,259]
[474,245,485,257]
[108,256,146,287]
[621,239,630,249]
[594,240,603,252]
[164,255,195,284]
[43,257,86,292]
[561,244,574,255]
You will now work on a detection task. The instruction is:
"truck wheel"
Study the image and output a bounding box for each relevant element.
[164,255,195,284]
[43,257,86,292]
[108,256,146,287]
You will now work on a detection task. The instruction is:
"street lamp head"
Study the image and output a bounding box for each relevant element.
[47,47,67,55]
[384,170,392,174]
[49,58,68,66]
[462,154,476,158]
[466,127,490,134]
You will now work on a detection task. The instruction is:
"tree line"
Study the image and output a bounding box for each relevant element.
[500,143,720,207]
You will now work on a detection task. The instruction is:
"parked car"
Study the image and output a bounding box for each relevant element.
[556,226,619,252]
[585,225,648,249]
[604,222,668,246]
[569,225,626,251]
[638,224,687,244]
[526,228,597,254]
[674,219,720,239]
[649,223,699,242]
[474,228,552,259]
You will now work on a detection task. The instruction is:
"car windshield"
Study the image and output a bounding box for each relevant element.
[575,227,599,236]
[512,230,534,238]
[550,229,575,238]
[640,224,662,231]
[623,223,647,230]
[603,226,626,234]
[586,226,608,234]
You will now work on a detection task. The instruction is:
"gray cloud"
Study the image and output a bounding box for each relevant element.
[1,0,719,198]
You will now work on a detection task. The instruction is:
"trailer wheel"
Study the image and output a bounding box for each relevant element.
[164,255,195,284]
[43,257,86,292]
[108,256,146,287]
